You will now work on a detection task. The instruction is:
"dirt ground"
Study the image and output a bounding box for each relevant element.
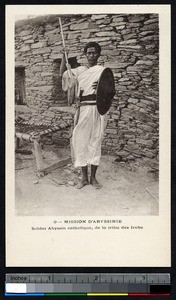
[15,145,159,216]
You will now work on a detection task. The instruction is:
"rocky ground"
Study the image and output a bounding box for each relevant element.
[15,144,159,217]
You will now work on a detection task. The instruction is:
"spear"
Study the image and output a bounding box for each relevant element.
[59,17,72,78]
[59,17,75,162]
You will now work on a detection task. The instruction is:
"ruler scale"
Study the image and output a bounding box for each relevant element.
[5,273,170,296]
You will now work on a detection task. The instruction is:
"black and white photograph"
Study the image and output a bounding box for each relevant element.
[6,5,170,267]
[14,11,160,217]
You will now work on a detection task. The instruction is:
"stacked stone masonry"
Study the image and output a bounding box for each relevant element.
[15,14,159,166]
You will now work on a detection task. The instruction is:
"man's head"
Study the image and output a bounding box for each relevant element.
[84,42,101,67]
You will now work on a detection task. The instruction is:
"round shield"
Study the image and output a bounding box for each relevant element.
[96,68,115,115]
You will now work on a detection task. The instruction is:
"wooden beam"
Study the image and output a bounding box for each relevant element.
[15,149,32,155]
[33,139,45,177]
[44,157,71,174]
[16,132,32,142]
[15,137,20,150]
[69,126,74,163]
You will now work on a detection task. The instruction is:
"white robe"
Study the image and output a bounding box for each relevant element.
[62,65,107,167]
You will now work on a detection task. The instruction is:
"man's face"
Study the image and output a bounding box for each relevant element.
[85,47,99,67]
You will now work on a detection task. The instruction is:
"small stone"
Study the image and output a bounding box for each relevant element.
[119,39,137,45]
[31,42,46,49]
[146,44,155,49]
[128,15,145,23]
[113,22,127,27]
[114,155,122,163]
[33,180,39,184]
[142,23,159,31]
[144,18,159,25]
[112,17,125,23]
[25,39,35,44]
[104,62,132,69]
[116,150,129,156]
[128,22,141,28]
[141,36,154,41]
[19,30,31,37]
[136,60,153,66]
[115,25,126,30]
[127,155,135,160]
[91,14,108,20]
[117,45,142,50]
[123,34,137,41]
[136,138,153,147]
[139,108,146,113]
[128,97,139,104]
[96,31,116,37]
[65,169,72,174]
[146,55,158,60]
[68,181,75,186]
[70,22,89,30]
[139,30,154,36]
[20,45,30,52]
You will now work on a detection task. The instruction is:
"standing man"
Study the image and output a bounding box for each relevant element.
[60,42,108,189]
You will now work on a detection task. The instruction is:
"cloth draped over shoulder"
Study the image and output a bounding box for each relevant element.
[62,65,104,97]
[62,66,85,105]
[62,65,107,167]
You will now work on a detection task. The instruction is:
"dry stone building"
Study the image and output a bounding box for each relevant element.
[15,14,159,168]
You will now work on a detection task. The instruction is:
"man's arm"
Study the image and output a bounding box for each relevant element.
[60,48,72,77]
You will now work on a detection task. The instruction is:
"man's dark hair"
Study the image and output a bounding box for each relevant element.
[84,42,101,55]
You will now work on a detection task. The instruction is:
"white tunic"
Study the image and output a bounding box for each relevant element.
[62,65,107,167]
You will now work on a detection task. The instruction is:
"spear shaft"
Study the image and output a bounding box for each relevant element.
[59,17,72,78]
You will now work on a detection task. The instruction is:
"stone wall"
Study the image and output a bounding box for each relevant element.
[15,13,159,166]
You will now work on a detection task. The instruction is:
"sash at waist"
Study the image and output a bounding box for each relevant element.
[79,101,96,106]
[81,94,96,102]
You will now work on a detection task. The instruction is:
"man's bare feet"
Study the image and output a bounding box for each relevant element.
[77,179,89,189]
[90,178,102,189]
